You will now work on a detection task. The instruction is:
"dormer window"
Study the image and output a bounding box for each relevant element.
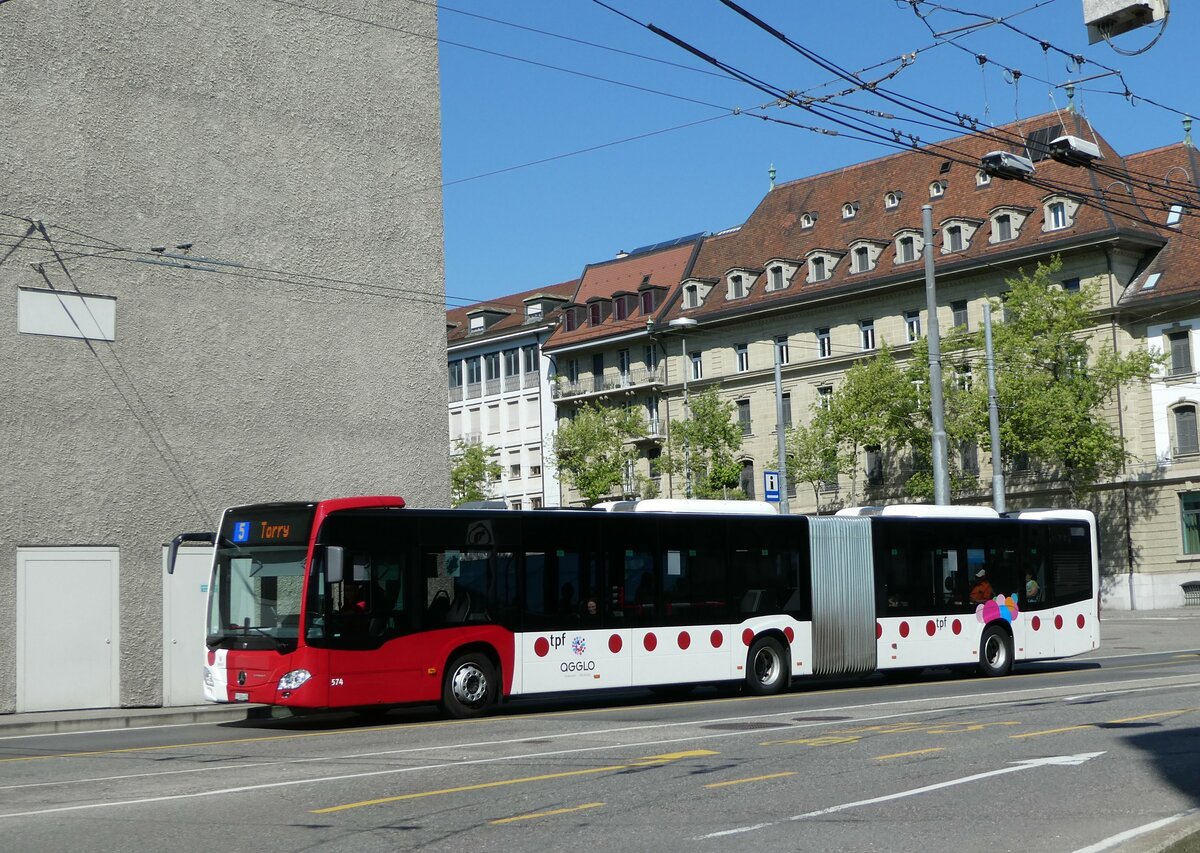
[848,241,884,274]
[810,256,826,282]
[770,265,784,291]
[929,181,945,199]
[895,231,922,264]
[1167,204,1185,227]
[976,169,991,187]
[800,213,815,229]
[640,290,655,314]
[525,304,543,321]
[995,214,1012,242]
[987,206,1029,245]
[589,303,603,326]
[729,274,745,299]
[613,295,628,321]
[940,218,981,254]
[946,225,963,252]
[841,202,858,220]
[684,284,700,309]
[469,316,485,333]
[884,192,900,210]
[806,251,841,283]
[1042,195,1081,232]
[563,309,578,332]
[853,247,870,273]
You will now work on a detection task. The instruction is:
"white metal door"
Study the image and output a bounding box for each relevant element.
[17,548,120,712]
[163,546,213,706]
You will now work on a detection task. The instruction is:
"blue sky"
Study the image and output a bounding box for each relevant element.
[439,1,1193,306]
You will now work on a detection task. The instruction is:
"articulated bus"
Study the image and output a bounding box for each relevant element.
[171,496,1099,718]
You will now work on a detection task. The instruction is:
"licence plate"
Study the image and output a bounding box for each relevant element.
[234,692,249,702]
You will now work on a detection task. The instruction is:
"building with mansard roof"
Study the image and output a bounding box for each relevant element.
[539,111,1199,609]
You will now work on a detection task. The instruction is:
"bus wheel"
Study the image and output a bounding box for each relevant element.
[746,636,787,695]
[442,652,496,718]
[978,625,1013,677]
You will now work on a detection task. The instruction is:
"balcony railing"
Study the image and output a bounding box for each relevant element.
[552,364,666,400]
[448,385,464,403]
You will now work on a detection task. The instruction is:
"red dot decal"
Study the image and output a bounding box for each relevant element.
[926,620,936,637]
[952,619,962,635]
[784,626,795,643]
[534,637,549,657]
[710,630,723,648]
[206,650,216,666]
[1077,614,1086,629]
[678,631,691,650]
[876,622,882,639]
[609,634,623,654]
[1031,615,1041,631]
[742,628,755,646]
[1055,614,1064,630]
[899,621,910,638]
[644,632,658,652]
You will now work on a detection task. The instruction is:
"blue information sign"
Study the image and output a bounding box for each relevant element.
[763,470,781,502]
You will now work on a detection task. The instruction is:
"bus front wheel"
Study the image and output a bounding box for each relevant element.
[977,625,1013,677]
[746,636,788,695]
[442,651,497,718]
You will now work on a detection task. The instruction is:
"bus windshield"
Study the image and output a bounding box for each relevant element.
[206,504,315,651]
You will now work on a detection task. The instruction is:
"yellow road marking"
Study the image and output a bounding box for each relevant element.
[761,735,861,747]
[312,749,718,814]
[1012,709,1195,740]
[1010,725,1092,739]
[1108,709,1193,724]
[704,772,796,789]
[490,802,605,824]
[875,748,945,761]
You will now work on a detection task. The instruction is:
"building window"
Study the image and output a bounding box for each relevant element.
[589,303,603,326]
[995,214,1012,242]
[641,290,656,314]
[817,327,832,359]
[736,343,749,373]
[1175,405,1199,457]
[842,202,856,219]
[565,358,579,384]
[946,225,963,252]
[780,392,792,428]
[884,192,899,210]
[956,365,972,391]
[1048,201,1068,230]
[897,235,916,263]
[810,256,827,282]
[648,447,662,480]
[800,213,815,229]
[930,181,945,199]
[729,274,745,299]
[592,353,605,392]
[740,460,756,499]
[865,446,883,485]
[1183,492,1200,554]
[690,351,702,381]
[618,348,631,380]
[775,335,790,365]
[1168,331,1193,376]
[860,319,876,352]
[952,300,968,329]
[645,344,659,372]
[614,297,628,320]
[769,265,785,291]
[485,352,500,381]
[905,310,921,343]
[684,285,699,308]
[504,348,520,377]
[526,303,543,321]
[817,386,833,409]
[736,399,752,434]
[564,310,578,332]
[1167,204,1185,227]
[523,345,539,374]
[530,496,543,509]
[959,441,980,475]
[853,246,871,273]
[1062,277,1081,293]
[448,361,463,388]
[976,169,991,187]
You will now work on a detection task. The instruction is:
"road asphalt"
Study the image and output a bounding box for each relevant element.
[3,607,1199,851]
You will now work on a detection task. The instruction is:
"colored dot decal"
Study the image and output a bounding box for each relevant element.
[899,621,910,638]
[876,622,882,639]
[926,620,936,637]
[784,626,795,643]
[710,630,723,648]
[1077,614,1086,629]
[534,637,549,657]
[1031,615,1041,631]
[644,632,658,652]
[742,628,755,646]
[678,631,691,650]
[609,634,623,654]
[952,619,962,635]
[1054,614,1064,630]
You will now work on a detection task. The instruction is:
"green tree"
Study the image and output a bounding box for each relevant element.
[449,441,501,507]
[551,403,647,505]
[945,256,1160,501]
[783,406,854,505]
[662,387,744,498]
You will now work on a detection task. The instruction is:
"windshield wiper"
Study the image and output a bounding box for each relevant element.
[236,622,286,651]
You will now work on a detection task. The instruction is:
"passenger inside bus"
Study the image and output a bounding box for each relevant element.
[970,569,994,603]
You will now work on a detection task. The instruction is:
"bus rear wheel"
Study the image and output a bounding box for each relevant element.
[746,636,788,695]
[977,625,1013,677]
[442,651,497,718]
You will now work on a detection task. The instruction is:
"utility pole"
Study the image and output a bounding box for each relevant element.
[668,317,698,499]
[923,204,951,505]
[774,342,790,513]
[983,305,1005,513]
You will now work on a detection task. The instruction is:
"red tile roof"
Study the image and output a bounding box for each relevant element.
[446,279,578,345]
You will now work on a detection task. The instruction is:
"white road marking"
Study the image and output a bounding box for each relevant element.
[1073,808,1200,853]
[700,753,1106,839]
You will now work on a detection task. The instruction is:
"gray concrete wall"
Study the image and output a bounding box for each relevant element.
[0,1,448,711]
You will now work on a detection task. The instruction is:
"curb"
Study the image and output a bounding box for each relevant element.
[0,704,274,737]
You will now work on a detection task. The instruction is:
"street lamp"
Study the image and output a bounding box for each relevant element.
[668,317,698,498]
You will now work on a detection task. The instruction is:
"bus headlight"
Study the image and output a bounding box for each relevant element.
[278,669,312,690]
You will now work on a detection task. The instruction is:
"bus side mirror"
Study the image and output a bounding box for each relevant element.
[326,546,345,583]
[168,531,215,575]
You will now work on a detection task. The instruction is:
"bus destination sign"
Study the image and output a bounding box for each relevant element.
[222,507,313,547]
